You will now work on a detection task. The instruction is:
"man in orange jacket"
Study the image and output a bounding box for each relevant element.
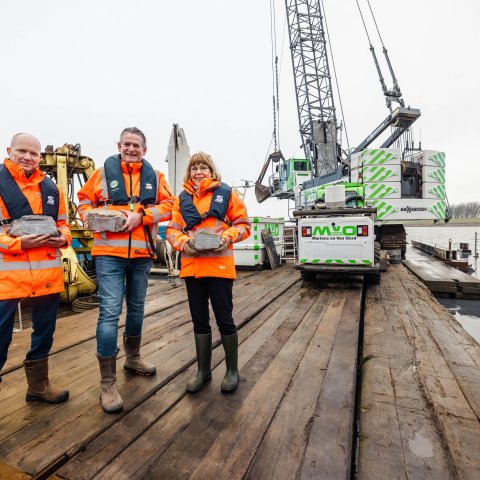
[0,133,71,403]
[78,127,175,413]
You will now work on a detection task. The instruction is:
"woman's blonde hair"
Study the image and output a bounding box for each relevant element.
[183,151,222,183]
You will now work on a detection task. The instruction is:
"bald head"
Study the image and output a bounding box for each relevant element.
[10,133,41,150]
[7,133,42,173]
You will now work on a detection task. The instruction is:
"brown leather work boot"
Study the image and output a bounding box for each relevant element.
[123,334,156,376]
[97,352,123,413]
[23,358,69,404]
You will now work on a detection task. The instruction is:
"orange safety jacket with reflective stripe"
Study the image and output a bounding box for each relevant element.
[77,159,175,258]
[0,159,72,300]
[166,178,251,279]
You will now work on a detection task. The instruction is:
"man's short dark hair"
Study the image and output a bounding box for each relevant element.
[119,127,147,147]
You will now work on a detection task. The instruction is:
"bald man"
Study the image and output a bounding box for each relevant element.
[0,133,71,403]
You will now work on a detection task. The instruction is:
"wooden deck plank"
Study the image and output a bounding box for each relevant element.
[359,264,480,480]
[2,271,263,374]
[393,267,480,479]
[2,262,479,479]
[56,282,305,479]
[404,258,480,297]
[82,284,319,480]
[0,267,292,409]
[0,461,31,480]
[187,286,343,480]
[298,282,362,480]
[396,267,480,417]
[0,268,299,476]
[244,292,347,480]
[359,273,456,480]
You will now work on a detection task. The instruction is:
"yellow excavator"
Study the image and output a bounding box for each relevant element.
[39,143,97,305]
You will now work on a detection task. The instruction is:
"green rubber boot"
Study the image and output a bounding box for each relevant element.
[221,333,239,393]
[186,333,212,393]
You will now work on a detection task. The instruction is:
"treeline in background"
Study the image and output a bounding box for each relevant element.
[449,202,480,218]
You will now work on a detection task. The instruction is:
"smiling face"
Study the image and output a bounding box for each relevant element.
[7,134,42,173]
[190,163,212,186]
[118,132,146,163]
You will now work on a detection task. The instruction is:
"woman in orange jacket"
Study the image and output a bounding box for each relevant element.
[167,152,251,393]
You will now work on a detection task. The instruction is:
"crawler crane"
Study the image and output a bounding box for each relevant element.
[256,0,448,280]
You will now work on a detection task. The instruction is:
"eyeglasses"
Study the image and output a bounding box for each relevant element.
[190,165,210,173]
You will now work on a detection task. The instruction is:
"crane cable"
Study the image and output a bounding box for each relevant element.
[358,0,410,152]
[321,0,351,156]
[355,0,373,47]
[366,0,386,47]
[270,0,280,152]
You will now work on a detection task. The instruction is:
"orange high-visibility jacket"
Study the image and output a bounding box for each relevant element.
[167,178,251,279]
[0,159,72,300]
[77,159,175,258]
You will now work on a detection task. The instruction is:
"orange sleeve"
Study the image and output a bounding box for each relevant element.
[221,191,251,246]
[57,187,72,247]
[166,197,190,251]
[0,197,22,252]
[77,169,102,223]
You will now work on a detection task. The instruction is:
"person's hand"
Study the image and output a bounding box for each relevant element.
[211,238,228,254]
[43,232,68,248]
[183,240,200,257]
[120,211,143,232]
[20,234,52,249]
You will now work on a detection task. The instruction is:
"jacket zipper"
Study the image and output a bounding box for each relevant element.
[128,167,133,259]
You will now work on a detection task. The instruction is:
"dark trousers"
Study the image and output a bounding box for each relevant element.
[0,293,60,373]
[184,277,236,336]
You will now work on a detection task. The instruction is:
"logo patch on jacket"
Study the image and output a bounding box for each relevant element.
[145,183,153,190]
[110,180,119,189]
[47,195,55,205]
[214,195,224,203]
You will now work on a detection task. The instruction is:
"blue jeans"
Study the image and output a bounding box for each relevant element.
[95,256,153,357]
[0,293,60,373]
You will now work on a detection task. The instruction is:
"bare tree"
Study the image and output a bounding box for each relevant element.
[449,202,480,218]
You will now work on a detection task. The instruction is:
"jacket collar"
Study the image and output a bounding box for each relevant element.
[120,159,143,174]
[3,158,44,183]
[183,178,220,196]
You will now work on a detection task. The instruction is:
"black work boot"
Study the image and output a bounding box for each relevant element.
[186,333,212,393]
[221,332,239,393]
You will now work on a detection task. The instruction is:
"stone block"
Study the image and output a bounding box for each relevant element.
[8,215,58,237]
[87,209,126,232]
[190,230,222,251]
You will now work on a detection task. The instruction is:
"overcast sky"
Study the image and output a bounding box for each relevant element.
[1,0,478,218]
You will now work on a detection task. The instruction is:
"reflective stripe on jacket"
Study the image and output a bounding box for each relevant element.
[0,159,72,300]
[166,178,251,279]
[77,159,175,258]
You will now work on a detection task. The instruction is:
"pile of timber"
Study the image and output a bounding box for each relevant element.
[404,258,480,298]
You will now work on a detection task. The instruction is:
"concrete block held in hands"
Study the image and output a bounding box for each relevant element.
[8,215,59,237]
[87,209,126,232]
[190,230,222,251]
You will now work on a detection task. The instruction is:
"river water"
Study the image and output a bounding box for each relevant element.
[405,225,480,342]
